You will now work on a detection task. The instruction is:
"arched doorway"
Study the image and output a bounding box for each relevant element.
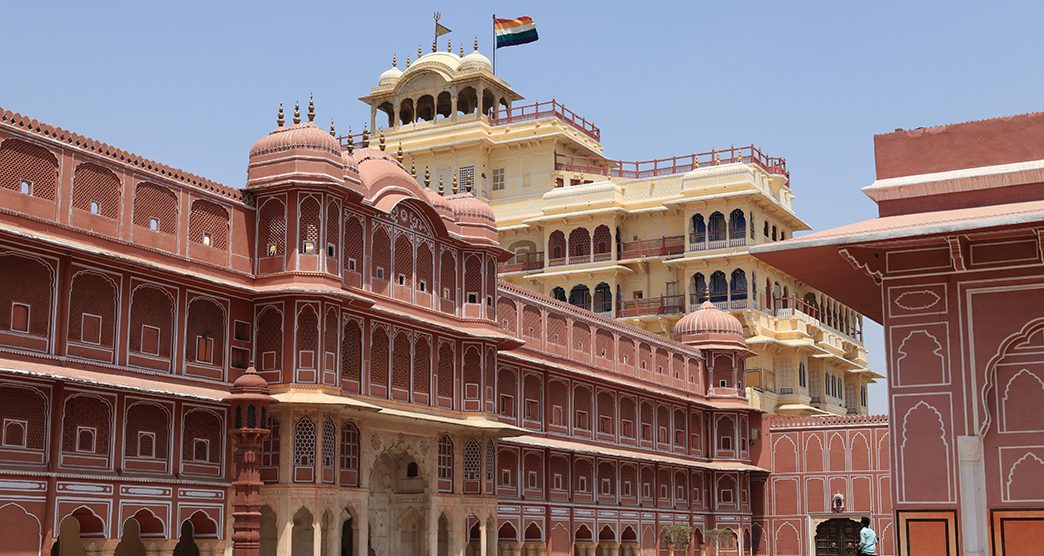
[437,514,450,556]
[814,518,860,556]
[368,450,427,555]
[172,521,199,556]
[260,506,277,556]
[340,513,355,556]
[114,518,146,556]
[0,503,42,556]
[50,516,85,556]
[291,507,314,556]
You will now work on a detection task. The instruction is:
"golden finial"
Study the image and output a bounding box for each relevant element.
[418,45,423,58]
[452,172,459,194]
[438,174,444,194]
[474,36,479,51]
[714,151,721,165]
[693,156,700,169]
[432,39,437,53]
[396,142,403,162]
[293,101,301,124]
[424,166,431,187]
[362,126,369,146]
[406,54,411,67]
[277,103,284,127]
[459,45,464,57]
[378,129,386,151]
[410,159,416,176]
[447,39,452,53]
[307,94,315,122]
[392,53,397,68]
[329,120,335,137]
[346,127,354,154]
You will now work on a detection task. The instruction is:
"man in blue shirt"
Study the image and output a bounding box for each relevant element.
[859,516,878,556]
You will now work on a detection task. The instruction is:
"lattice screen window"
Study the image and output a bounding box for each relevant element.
[458,165,475,193]
[261,417,280,468]
[294,416,316,467]
[491,168,505,191]
[322,418,336,470]
[464,439,481,482]
[0,139,58,200]
[340,421,359,472]
[485,441,495,483]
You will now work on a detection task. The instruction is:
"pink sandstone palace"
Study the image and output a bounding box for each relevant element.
[0,82,1039,556]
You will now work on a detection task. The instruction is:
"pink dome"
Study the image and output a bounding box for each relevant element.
[249,122,342,160]
[446,191,495,224]
[424,187,454,220]
[674,300,749,352]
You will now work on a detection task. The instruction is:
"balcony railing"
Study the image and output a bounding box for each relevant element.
[746,367,777,393]
[772,296,820,320]
[554,144,789,181]
[689,294,748,311]
[499,251,544,273]
[618,295,686,318]
[490,100,601,141]
[545,251,613,267]
[618,236,684,260]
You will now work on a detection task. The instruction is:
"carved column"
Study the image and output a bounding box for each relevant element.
[226,366,276,556]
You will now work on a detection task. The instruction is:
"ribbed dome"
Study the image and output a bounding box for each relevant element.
[675,300,744,337]
[460,51,492,72]
[424,187,454,219]
[446,191,495,224]
[249,122,342,159]
[377,66,403,87]
[407,51,462,74]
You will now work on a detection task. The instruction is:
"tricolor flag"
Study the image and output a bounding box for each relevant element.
[495,16,538,48]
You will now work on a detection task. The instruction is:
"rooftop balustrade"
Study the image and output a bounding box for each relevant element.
[554,144,788,181]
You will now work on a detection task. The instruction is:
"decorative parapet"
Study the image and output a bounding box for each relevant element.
[767,413,888,430]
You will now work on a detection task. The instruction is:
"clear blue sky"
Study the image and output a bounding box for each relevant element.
[4,1,1042,413]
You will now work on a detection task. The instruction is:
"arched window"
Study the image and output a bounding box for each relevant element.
[341,318,362,392]
[371,227,390,282]
[133,182,178,236]
[709,271,728,303]
[189,199,229,250]
[593,225,612,260]
[257,198,286,260]
[692,273,707,305]
[72,163,121,219]
[593,283,612,314]
[438,435,454,492]
[798,362,807,388]
[728,209,746,241]
[569,285,591,310]
[730,269,747,301]
[1,138,59,200]
[340,420,359,486]
[691,214,706,244]
[343,215,364,275]
[185,298,225,369]
[485,441,496,493]
[708,212,726,242]
[293,416,316,483]
[550,287,566,302]
[548,231,566,265]
[568,228,591,261]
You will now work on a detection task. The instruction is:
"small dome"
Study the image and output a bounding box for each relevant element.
[674,300,749,352]
[377,66,403,87]
[446,191,495,224]
[460,51,492,72]
[249,121,342,159]
[408,51,462,74]
[232,368,269,390]
[424,187,453,219]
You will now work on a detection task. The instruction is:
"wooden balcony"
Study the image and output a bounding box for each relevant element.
[618,236,684,260]
[618,295,685,318]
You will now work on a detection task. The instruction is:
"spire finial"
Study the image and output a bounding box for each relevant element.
[474,36,479,51]
[438,174,444,194]
[459,45,464,57]
[329,120,336,137]
[396,142,403,162]
[307,94,315,122]
[447,39,452,53]
[277,103,284,127]
[452,171,459,194]
[406,54,411,67]
[392,53,397,68]
[424,166,431,187]
[418,45,423,58]
[378,129,386,151]
[293,101,301,124]
[410,159,416,176]
[346,126,354,154]
[362,125,369,147]
[432,39,437,53]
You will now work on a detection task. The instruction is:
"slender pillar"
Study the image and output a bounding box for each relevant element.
[312,514,322,556]
[226,367,275,556]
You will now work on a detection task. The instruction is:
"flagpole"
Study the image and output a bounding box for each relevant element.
[491,13,496,75]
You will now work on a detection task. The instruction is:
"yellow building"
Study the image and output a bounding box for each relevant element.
[347,41,880,416]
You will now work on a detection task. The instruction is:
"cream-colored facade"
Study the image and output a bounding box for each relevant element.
[348,42,879,416]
